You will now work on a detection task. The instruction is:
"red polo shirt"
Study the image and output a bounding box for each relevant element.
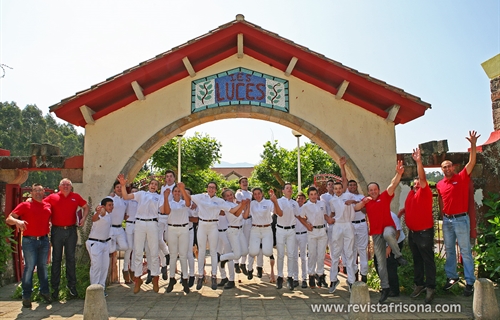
[436,167,470,215]
[405,184,433,231]
[44,191,87,227]
[12,200,52,237]
[364,190,396,235]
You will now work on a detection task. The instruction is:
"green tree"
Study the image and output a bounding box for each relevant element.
[252,141,339,196]
[0,102,84,189]
[149,132,226,194]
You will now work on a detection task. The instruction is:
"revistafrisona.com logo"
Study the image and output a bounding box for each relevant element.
[310,302,462,313]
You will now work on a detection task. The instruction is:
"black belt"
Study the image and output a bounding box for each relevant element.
[252,224,271,227]
[410,227,434,234]
[111,224,122,228]
[313,225,325,229]
[218,228,227,232]
[24,235,48,240]
[168,223,188,227]
[200,219,218,222]
[159,213,168,216]
[52,225,76,229]
[89,237,111,243]
[229,226,242,229]
[352,219,366,224]
[126,220,135,224]
[244,215,252,220]
[136,218,158,222]
[296,231,307,235]
[277,224,295,230]
[444,212,467,219]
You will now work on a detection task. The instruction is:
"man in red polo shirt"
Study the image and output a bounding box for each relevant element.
[6,183,52,308]
[399,147,435,303]
[355,160,407,303]
[437,131,479,297]
[44,178,89,300]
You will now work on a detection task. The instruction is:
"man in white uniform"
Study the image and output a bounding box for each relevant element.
[123,187,138,284]
[185,187,198,288]
[86,198,113,296]
[346,180,368,283]
[108,181,129,282]
[328,182,357,293]
[276,183,299,290]
[118,174,162,294]
[292,191,309,289]
[158,170,176,279]
[235,177,253,275]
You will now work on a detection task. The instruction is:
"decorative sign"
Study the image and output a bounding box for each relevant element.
[191,67,289,113]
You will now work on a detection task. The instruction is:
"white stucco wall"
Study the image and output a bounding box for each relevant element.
[75,54,398,211]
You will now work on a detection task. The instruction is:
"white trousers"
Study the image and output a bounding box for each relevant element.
[221,227,248,262]
[123,222,135,271]
[249,226,273,257]
[218,230,235,281]
[86,240,110,288]
[307,228,327,275]
[292,232,308,281]
[353,221,369,276]
[109,226,129,253]
[276,227,296,277]
[197,221,219,276]
[187,227,195,277]
[238,218,252,265]
[329,222,356,284]
[158,216,169,266]
[167,225,189,279]
[133,220,159,276]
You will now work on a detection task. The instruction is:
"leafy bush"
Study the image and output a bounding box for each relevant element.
[474,192,500,282]
[0,216,17,274]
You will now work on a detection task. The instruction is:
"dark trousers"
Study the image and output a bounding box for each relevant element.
[408,227,436,289]
[51,227,77,291]
[374,241,403,294]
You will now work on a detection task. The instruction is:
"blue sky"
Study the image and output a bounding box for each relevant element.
[1,0,499,165]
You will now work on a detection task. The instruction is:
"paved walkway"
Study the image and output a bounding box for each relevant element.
[0,252,491,319]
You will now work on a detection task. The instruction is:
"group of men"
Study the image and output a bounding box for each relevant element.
[7,130,480,307]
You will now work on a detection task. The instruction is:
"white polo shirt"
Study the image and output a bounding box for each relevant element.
[225,201,243,227]
[125,199,138,221]
[250,199,274,225]
[107,195,128,225]
[133,191,162,219]
[167,199,189,225]
[347,191,366,221]
[191,193,232,221]
[328,193,356,223]
[89,212,111,240]
[235,189,252,202]
[295,206,307,233]
[276,196,299,227]
[300,200,328,227]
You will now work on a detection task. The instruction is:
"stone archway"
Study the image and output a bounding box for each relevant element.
[49,16,430,212]
[120,105,366,188]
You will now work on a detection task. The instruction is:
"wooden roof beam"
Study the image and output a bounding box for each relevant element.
[285,57,298,77]
[79,105,95,125]
[237,33,244,59]
[335,80,349,100]
[385,104,401,122]
[131,81,145,100]
[182,57,196,77]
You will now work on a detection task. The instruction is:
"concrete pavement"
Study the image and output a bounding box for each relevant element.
[0,252,487,319]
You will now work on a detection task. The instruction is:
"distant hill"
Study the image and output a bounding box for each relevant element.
[213,161,255,168]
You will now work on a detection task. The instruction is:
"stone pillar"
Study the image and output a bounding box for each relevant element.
[473,278,500,319]
[482,53,500,131]
[348,282,372,320]
[83,284,108,320]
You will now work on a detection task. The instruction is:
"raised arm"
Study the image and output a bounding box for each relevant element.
[354,197,372,211]
[465,130,480,175]
[177,182,191,208]
[339,156,348,192]
[387,160,404,196]
[270,190,283,217]
[232,199,249,217]
[161,188,171,214]
[412,148,427,189]
[117,174,134,200]
[91,205,106,222]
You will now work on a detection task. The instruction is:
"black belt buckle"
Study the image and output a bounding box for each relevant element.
[296,231,307,235]
[111,224,122,228]
[313,225,325,229]
[352,219,366,224]
[218,229,227,232]
[277,224,295,229]
[444,213,467,219]
[126,220,135,224]
[168,223,188,227]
